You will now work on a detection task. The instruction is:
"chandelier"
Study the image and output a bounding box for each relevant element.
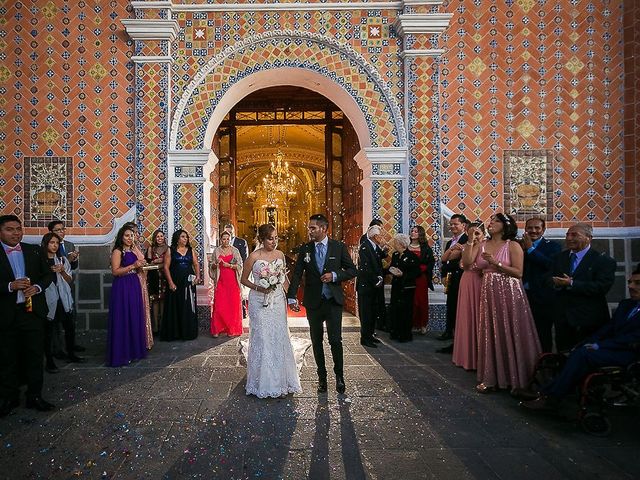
[246,149,297,206]
[263,149,297,199]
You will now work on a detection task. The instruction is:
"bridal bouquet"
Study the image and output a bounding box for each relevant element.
[257,260,287,307]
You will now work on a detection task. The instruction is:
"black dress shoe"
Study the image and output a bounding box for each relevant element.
[0,398,20,417]
[520,395,560,412]
[25,396,55,412]
[317,378,328,393]
[66,354,86,363]
[371,337,381,344]
[437,332,453,341]
[360,340,378,348]
[73,345,86,352]
[45,361,60,374]
[336,376,346,394]
[510,387,539,401]
[436,344,454,354]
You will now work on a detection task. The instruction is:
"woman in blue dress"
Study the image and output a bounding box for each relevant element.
[107,225,147,367]
[161,229,201,340]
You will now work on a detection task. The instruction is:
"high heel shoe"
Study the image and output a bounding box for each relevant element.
[476,383,497,394]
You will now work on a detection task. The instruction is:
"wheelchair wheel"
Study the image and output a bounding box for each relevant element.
[580,412,612,437]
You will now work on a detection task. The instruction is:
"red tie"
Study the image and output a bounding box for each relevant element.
[6,244,22,253]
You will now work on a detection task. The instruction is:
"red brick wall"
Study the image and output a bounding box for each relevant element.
[623,0,640,226]
[1,2,134,235]
[439,0,626,227]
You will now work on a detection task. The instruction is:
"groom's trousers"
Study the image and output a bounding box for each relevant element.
[307,297,344,379]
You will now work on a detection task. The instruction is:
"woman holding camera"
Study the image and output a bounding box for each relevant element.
[210,230,243,337]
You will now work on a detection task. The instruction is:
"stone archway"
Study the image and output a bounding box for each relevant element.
[168,32,411,260]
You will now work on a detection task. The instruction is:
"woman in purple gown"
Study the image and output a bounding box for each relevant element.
[107,225,148,367]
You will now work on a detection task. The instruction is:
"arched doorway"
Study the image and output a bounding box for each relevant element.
[210,86,363,312]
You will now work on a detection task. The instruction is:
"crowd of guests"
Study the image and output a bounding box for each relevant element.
[2,208,638,418]
[433,213,639,414]
[358,212,639,413]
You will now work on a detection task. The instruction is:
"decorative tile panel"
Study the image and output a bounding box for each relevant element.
[23,157,73,227]
[503,149,553,221]
[372,179,402,234]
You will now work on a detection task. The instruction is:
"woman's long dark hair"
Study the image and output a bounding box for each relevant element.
[494,213,518,240]
[41,232,62,253]
[113,226,135,252]
[150,229,166,248]
[413,225,428,245]
[171,229,192,250]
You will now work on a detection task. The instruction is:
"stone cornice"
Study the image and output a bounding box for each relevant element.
[168,149,211,167]
[131,1,405,12]
[121,19,180,41]
[393,13,453,36]
[364,147,408,163]
[403,0,444,6]
[400,48,446,58]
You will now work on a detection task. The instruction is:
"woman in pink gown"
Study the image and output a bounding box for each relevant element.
[475,213,542,392]
[210,231,243,337]
[452,222,485,370]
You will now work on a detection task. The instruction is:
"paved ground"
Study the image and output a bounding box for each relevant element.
[1,320,639,480]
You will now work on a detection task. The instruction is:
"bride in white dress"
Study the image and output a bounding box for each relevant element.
[240,224,303,398]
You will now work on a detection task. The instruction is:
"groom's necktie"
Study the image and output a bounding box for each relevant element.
[316,242,325,270]
[315,242,332,299]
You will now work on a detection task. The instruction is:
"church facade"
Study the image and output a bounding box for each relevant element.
[1,1,638,328]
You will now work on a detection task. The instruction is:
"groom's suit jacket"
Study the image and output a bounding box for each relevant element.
[287,238,357,310]
[0,242,53,327]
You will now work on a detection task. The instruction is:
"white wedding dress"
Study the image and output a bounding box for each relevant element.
[244,259,304,398]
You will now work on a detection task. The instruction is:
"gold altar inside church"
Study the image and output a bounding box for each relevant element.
[212,87,363,255]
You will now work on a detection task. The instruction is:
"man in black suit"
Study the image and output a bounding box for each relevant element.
[522,264,640,412]
[287,214,357,394]
[437,214,468,352]
[223,223,248,263]
[359,219,389,333]
[0,215,55,417]
[357,225,385,348]
[521,217,562,352]
[549,223,616,352]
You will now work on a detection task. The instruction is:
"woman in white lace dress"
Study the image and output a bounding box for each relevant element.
[240,224,302,398]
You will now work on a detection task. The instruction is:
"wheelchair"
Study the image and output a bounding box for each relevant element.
[526,352,640,436]
[578,360,640,436]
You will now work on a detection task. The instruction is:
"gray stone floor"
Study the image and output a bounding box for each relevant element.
[1,324,639,479]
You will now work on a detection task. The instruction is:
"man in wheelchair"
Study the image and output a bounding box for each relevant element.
[522,264,640,412]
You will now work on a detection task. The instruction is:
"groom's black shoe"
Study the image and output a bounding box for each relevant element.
[317,378,328,393]
[336,376,346,394]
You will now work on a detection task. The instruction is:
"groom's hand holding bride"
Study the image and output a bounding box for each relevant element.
[287,298,301,312]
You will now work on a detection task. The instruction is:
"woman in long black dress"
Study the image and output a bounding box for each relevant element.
[146,229,168,334]
[161,229,201,341]
[388,233,421,342]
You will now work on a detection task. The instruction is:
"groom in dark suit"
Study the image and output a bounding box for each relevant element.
[287,214,357,394]
[0,214,55,417]
[549,223,616,352]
